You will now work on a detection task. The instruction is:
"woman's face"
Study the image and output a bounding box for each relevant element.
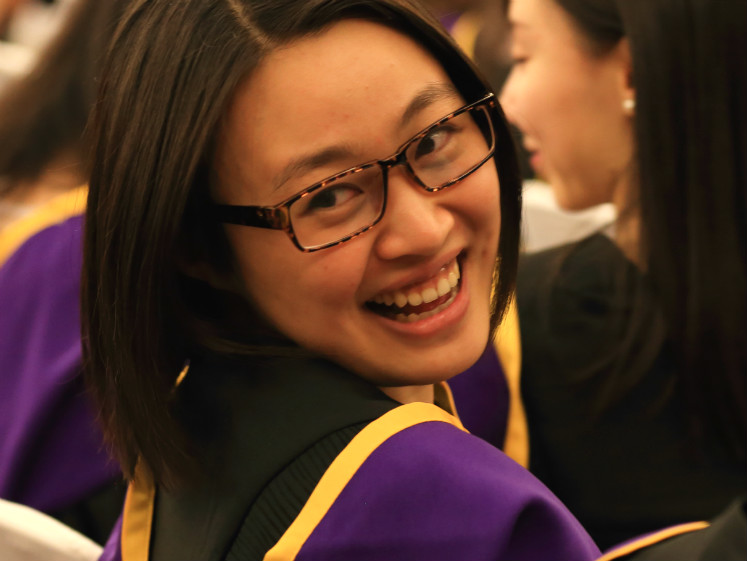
[212,19,501,388]
[500,0,634,210]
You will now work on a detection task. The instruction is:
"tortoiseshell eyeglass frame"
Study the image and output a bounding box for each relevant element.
[213,92,496,252]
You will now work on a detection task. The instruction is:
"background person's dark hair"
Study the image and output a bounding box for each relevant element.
[0,0,125,195]
[516,0,746,463]
[83,0,521,488]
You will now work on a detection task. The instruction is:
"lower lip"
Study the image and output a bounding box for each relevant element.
[529,152,543,173]
[368,264,470,338]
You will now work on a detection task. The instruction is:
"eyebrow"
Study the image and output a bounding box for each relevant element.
[271,82,461,192]
[399,82,461,130]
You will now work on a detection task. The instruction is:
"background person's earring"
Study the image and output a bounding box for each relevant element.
[622,98,636,115]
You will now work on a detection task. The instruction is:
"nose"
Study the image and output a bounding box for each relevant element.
[498,71,519,126]
[373,166,454,261]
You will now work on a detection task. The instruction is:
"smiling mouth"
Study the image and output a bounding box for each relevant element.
[366,259,462,323]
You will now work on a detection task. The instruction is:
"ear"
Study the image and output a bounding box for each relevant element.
[614,37,636,116]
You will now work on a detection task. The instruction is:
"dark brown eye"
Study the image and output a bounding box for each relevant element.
[414,124,457,160]
[301,183,361,213]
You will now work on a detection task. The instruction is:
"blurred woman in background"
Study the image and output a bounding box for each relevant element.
[500,0,746,551]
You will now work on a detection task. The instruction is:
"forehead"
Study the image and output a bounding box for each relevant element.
[509,0,578,43]
[213,19,458,202]
[245,19,450,114]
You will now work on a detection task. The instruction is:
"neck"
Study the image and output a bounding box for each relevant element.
[611,168,642,267]
[613,207,641,266]
[378,383,435,405]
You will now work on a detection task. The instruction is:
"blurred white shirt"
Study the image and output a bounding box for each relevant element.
[521,179,616,253]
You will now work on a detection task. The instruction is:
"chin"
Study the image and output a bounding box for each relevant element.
[553,189,587,211]
[366,338,489,387]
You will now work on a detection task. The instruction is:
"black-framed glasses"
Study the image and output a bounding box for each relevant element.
[214,92,496,252]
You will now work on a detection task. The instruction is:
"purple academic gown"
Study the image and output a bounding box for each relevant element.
[0,213,119,513]
[99,353,598,561]
[449,342,510,449]
[100,409,598,561]
[289,419,599,561]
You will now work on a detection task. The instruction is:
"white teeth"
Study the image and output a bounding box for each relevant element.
[422,287,439,304]
[393,290,458,323]
[394,292,408,308]
[372,259,462,312]
[407,292,423,306]
[437,277,451,297]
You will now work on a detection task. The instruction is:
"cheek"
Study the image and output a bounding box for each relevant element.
[516,63,584,144]
[507,67,557,132]
[228,229,369,336]
[225,230,303,320]
[467,163,502,239]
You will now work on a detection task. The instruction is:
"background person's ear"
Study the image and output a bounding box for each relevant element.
[615,38,635,116]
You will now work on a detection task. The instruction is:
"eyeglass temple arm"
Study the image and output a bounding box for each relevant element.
[213,204,289,230]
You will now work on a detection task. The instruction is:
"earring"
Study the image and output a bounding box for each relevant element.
[622,98,635,114]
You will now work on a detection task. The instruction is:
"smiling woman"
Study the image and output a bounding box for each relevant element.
[83,1,600,560]
[211,28,499,388]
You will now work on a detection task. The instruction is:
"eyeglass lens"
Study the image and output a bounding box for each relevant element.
[290,104,494,250]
